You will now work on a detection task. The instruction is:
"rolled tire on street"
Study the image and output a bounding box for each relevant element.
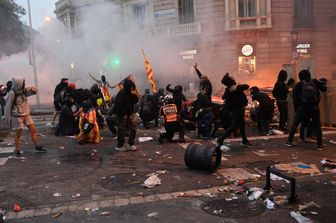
[184,143,222,173]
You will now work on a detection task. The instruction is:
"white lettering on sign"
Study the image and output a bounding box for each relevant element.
[180,49,197,60]
[242,45,253,56]
[295,43,311,55]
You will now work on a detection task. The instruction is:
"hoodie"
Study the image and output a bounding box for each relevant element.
[5,78,37,124]
[113,79,139,117]
[272,70,289,101]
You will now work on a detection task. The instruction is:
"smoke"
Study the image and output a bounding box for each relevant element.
[1,1,201,104]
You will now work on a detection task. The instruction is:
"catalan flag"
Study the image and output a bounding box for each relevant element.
[116,74,140,96]
[142,49,157,93]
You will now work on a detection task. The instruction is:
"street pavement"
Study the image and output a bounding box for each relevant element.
[0,107,335,223]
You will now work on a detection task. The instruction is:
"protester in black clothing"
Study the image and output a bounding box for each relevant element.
[193,63,212,99]
[285,70,327,150]
[52,78,68,125]
[153,88,164,126]
[250,86,274,134]
[113,79,139,151]
[55,97,79,136]
[272,70,294,131]
[217,73,251,147]
[165,84,187,142]
[192,92,214,139]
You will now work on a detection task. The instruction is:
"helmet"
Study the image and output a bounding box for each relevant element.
[164,95,174,104]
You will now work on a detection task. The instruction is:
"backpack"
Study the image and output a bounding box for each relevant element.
[301,80,318,104]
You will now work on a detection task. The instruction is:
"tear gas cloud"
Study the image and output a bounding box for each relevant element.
[0,1,260,104]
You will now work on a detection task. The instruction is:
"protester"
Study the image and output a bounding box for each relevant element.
[250,86,274,134]
[159,95,185,143]
[0,84,7,118]
[52,78,69,125]
[166,84,187,142]
[113,79,139,151]
[192,92,214,140]
[285,70,327,150]
[55,96,79,136]
[5,77,46,156]
[139,89,155,128]
[77,101,100,144]
[153,88,164,126]
[89,73,115,104]
[217,73,251,147]
[272,70,294,131]
[193,63,213,100]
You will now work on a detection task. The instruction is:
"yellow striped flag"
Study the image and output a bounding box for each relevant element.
[116,74,140,97]
[142,49,157,93]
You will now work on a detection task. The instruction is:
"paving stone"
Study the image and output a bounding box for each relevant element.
[34,207,51,217]
[143,195,160,202]
[5,211,17,220]
[16,209,35,219]
[114,198,130,207]
[99,199,115,208]
[157,193,173,200]
[129,196,145,204]
[83,201,99,210]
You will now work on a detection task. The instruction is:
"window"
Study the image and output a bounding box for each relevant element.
[239,0,256,18]
[178,0,195,24]
[225,0,271,30]
[239,56,256,74]
[294,0,314,28]
[125,2,150,29]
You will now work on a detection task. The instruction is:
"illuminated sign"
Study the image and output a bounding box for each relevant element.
[296,43,310,54]
[242,45,253,56]
[180,49,197,60]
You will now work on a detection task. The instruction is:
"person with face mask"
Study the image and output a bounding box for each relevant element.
[5,77,46,156]
[113,78,139,151]
[55,96,79,136]
[89,73,116,104]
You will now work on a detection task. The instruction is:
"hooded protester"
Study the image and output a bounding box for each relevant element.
[77,101,100,144]
[52,78,69,125]
[272,70,294,131]
[5,77,46,156]
[113,79,139,151]
[250,86,274,134]
[140,89,155,128]
[285,70,327,150]
[193,63,213,100]
[55,96,79,136]
[217,73,251,147]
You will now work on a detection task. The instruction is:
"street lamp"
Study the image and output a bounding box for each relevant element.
[27,0,40,105]
[70,62,75,80]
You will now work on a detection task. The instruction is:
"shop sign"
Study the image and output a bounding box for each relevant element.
[180,49,197,60]
[295,43,312,57]
[242,44,254,56]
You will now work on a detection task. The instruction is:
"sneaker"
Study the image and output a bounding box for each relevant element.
[115,146,127,151]
[284,142,293,147]
[35,145,47,153]
[127,145,137,151]
[317,145,325,151]
[241,141,252,148]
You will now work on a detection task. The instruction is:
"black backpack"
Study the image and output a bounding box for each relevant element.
[301,80,318,104]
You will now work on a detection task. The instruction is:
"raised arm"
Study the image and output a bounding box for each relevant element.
[193,63,203,79]
[89,73,99,83]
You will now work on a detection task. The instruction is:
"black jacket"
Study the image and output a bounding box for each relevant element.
[166,85,187,111]
[195,67,212,97]
[252,92,274,110]
[113,80,139,117]
[223,84,249,110]
[272,71,289,101]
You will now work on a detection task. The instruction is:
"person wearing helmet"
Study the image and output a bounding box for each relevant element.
[153,88,165,126]
[158,94,184,143]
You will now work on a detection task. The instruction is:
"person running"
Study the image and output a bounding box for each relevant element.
[113,79,139,151]
[5,77,46,156]
[284,70,327,150]
[52,78,68,126]
[272,70,294,131]
[217,73,251,147]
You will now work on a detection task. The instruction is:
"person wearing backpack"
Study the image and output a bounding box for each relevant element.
[272,70,294,131]
[51,78,68,126]
[284,70,327,150]
[217,73,251,147]
[5,77,46,156]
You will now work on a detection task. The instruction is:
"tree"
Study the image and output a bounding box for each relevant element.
[0,0,28,57]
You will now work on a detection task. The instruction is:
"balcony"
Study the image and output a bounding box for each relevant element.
[293,16,315,29]
[168,22,201,37]
[226,16,272,31]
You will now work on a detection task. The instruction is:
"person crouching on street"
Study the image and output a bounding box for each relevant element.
[113,79,139,151]
[77,101,100,145]
[159,95,184,143]
[5,77,46,156]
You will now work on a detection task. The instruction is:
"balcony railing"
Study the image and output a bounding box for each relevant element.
[226,16,272,31]
[168,22,201,36]
[293,16,315,28]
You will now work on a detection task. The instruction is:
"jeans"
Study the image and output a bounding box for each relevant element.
[277,100,288,130]
[117,114,137,147]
